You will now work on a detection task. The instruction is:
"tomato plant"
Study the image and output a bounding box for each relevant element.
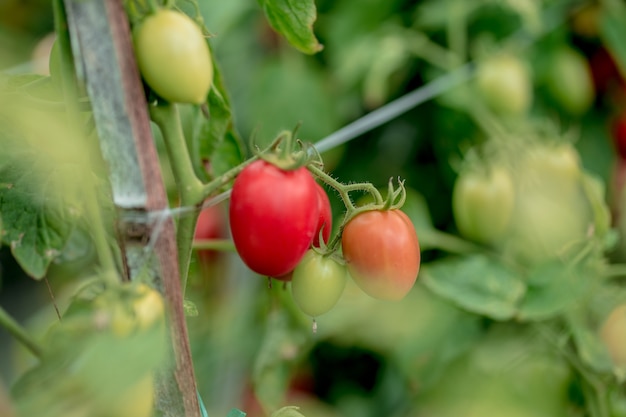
[475,53,532,116]
[291,250,347,317]
[341,209,420,301]
[229,160,320,277]
[452,166,515,245]
[133,9,213,104]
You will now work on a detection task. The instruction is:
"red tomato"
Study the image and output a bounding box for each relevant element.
[341,209,420,301]
[194,203,227,263]
[229,160,319,277]
[312,182,332,247]
[589,47,621,95]
[269,181,332,282]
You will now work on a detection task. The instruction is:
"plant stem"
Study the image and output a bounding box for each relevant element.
[150,103,205,293]
[150,104,205,206]
[192,239,236,252]
[198,131,294,200]
[422,230,483,254]
[84,186,120,283]
[603,263,626,279]
[307,165,383,213]
[0,305,43,358]
[447,0,467,64]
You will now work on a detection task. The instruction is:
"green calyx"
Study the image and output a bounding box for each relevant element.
[258,130,316,171]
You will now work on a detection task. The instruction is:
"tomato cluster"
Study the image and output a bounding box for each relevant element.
[227,157,421,319]
[452,141,596,266]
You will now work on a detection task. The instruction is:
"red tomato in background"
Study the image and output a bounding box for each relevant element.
[312,182,332,247]
[342,209,420,301]
[194,203,227,263]
[589,47,622,95]
[229,160,320,277]
[612,112,626,160]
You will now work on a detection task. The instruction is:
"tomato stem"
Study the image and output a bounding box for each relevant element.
[192,239,236,252]
[150,103,205,294]
[603,264,626,280]
[0,305,43,359]
[307,164,384,212]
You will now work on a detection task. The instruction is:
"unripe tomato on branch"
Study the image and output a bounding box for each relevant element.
[291,250,347,318]
[452,166,515,246]
[341,209,420,301]
[133,9,213,104]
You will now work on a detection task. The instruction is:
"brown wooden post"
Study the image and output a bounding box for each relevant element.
[62,1,201,416]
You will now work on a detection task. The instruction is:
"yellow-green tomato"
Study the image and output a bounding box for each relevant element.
[452,166,515,245]
[600,304,626,371]
[291,250,348,317]
[133,9,213,104]
[102,375,154,417]
[476,54,532,116]
[544,46,595,115]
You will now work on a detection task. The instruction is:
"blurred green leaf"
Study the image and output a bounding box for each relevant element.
[244,56,339,146]
[517,261,594,321]
[581,171,612,242]
[568,314,614,374]
[421,255,526,320]
[600,4,626,80]
[252,308,307,413]
[190,60,245,182]
[12,283,167,417]
[0,109,85,279]
[258,0,323,54]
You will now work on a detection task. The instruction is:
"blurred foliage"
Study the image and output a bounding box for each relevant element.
[2,0,626,417]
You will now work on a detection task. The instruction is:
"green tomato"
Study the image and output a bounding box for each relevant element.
[291,250,347,317]
[544,46,595,115]
[600,304,626,372]
[504,144,592,265]
[452,166,515,245]
[133,9,213,104]
[476,54,532,116]
[101,375,154,417]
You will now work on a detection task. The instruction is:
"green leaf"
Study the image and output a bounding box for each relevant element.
[252,308,307,413]
[517,261,595,321]
[581,171,612,244]
[421,255,526,320]
[600,4,626,80]
[258,0,323,55]
[0,111,85,279]
[189,59,244,182]
[568,313,614,374]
